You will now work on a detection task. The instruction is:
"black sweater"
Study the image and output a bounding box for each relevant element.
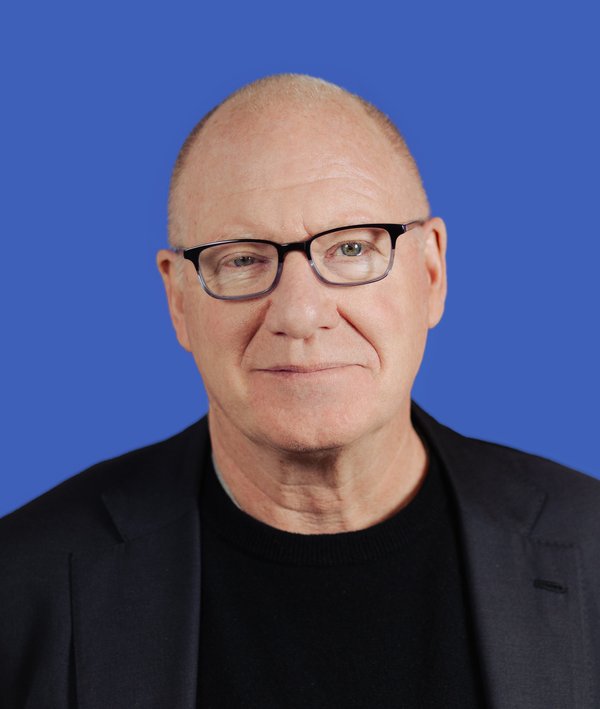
[198,441,487,708]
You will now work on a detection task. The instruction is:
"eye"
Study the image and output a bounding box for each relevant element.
[231,255,259,268]
[217,251,271,272]
[339,241,363,257]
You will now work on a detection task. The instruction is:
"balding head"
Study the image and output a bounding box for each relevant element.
[167,74,429,246]
[157,73,447,464]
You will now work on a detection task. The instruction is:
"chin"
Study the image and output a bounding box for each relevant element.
[209,377,404,456]
[244,404,382,455]
[263,430,346,455]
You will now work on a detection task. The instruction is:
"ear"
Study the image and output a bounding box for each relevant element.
[422,217,448,328]
[156,249,192,352]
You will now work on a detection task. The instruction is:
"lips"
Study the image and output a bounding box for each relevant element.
[257,363,355,373]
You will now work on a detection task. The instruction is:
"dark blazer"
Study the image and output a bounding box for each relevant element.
[1,403,599,708]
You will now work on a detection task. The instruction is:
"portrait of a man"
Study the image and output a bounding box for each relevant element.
[1,74,598,708]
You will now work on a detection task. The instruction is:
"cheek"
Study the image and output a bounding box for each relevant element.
[362,260,431,374]
[182,293,262,378]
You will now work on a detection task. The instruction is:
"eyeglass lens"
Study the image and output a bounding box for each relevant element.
[198,227,393,298]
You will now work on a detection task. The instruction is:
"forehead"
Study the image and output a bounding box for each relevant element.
[175,97,420,242]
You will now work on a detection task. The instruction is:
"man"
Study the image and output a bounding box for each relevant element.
[1,74,598,708]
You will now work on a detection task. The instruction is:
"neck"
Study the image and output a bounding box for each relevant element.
[208,407,428,535]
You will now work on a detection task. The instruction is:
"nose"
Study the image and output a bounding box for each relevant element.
[263,251,340,339]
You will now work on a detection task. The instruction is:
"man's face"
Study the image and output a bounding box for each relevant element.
[159,97,447,453]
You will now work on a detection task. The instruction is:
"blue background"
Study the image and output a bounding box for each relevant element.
[1,1,598,517]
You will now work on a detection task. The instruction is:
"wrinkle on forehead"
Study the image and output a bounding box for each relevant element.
[173,95,429,245]
[182,171,416,243]
[187,167,394,209]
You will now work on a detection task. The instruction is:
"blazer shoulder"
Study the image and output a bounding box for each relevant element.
[416,403,600,539]
[414,401,598,491]
[462,432,599,500]
[478,437,600,537]
[0,418,207,554]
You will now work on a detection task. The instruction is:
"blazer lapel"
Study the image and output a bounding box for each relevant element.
[412,404,593,709]
[70,420,208,709]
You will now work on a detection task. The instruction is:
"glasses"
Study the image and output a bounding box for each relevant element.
[173,222,423,301]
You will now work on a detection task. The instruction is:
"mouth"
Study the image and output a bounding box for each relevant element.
[256,363,357,374]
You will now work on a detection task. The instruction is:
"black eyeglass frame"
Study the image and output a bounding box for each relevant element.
[173,221,424,301]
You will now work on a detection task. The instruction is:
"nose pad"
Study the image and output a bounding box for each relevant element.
[275,249,322,292]
[264,252,340,339]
